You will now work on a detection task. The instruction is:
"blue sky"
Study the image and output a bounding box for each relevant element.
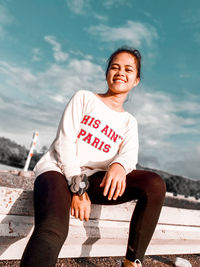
[0,0,200,179]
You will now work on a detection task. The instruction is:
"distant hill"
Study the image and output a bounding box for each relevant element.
[137,164,200,199]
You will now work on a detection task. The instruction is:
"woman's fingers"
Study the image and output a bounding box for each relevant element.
[105,177,126,200]
[71,193,91,222]
[71,208,74,216]
[75,209,79,219]
[113,181,122,200]
[103,175,125,200]
[73,207,89,221]
[84,207,91,222]
[79,209,84,221]
[102,164,126,200]
[103,176,112,197]
[119,180,126,197]
[107,179,117,200]
[100,175,106,187]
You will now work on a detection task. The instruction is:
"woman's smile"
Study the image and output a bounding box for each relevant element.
[113,77,127,83]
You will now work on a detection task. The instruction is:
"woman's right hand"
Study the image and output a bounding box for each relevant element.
[71,192,91,222]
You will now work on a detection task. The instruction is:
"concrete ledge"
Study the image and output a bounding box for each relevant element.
[0,186,200,260]
[164,192,200,210]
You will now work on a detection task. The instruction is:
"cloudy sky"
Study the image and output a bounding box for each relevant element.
[0,0,199,179]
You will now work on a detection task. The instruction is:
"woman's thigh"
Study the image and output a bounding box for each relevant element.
[87,170,166,205]
[34,171,72,226]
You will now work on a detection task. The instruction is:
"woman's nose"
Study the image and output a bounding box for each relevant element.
[116,68,125,76]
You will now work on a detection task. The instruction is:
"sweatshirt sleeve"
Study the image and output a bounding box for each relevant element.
[110,116,139,174]
[53,91,84,179]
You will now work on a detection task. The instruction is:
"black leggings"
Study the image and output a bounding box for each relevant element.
[20,170,166,267]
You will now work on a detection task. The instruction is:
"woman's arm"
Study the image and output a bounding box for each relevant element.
[111,116,139,174]
[100,116,139,200]
[53,91,84,180]
[53,91,91,221]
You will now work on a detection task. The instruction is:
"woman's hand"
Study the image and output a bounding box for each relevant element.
[100,163,126,200]
[71,192,91,221]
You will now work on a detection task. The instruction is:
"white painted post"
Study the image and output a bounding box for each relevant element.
[23,132,39,171]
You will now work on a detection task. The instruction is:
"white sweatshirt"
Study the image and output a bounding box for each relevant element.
[34,90,139,181]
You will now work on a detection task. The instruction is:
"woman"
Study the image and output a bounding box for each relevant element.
[20,47,166,267]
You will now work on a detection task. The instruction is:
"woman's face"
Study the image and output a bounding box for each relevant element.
[106,52,140,94]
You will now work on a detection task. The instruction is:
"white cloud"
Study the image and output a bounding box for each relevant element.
[184,9,200,26]
[0,58,106,147]
[0,4,13,24]
[66,0,108,21]
[32,48,42,61]
[179,73,191,79]
[93,13,108,22]
[49,94,66,103]
[124,87,200,178]
[183,9,200,44]
[44,35,68,62]
[103,0,131,9]
[131,89,199,136]
[197,144,200,152]
[165,143,200,179]
[0,61,36,94]
[0,4,14,39]
[69,49,93,60]
[66,0,89,15]
[88,21,158,47]
[0,57,199,179]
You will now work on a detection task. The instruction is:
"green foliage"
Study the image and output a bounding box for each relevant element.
[0,137,43,170]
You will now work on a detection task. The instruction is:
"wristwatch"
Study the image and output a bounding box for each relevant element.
[68,174,89,196]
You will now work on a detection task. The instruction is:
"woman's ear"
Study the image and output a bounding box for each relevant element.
[134,77,140,87]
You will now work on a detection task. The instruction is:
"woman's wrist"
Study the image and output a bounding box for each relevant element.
[68,174,89,196]
[73,192,87,200]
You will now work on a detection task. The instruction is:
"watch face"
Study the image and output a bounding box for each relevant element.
[80,181,86,188]
[70,174,89,194]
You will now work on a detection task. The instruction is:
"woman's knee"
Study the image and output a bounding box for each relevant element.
[34,171,71,202]
[34,171,67,190]
[145,171,166,198]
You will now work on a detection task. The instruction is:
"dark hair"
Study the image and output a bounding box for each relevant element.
[105,46,142,78]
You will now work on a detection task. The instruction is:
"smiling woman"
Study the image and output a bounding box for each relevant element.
[100,48,141,112]
[105,53,139,102]
[20,47,166,267]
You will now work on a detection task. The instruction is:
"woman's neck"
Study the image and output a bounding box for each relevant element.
[97,91,128,112]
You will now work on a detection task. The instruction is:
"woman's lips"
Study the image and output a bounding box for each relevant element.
[113,79,126,83]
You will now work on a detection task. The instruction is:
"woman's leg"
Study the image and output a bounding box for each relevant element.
[20,171,72,267]
[87,170,166,263]
[124,170,166,263]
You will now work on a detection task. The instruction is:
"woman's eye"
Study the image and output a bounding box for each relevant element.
[111,66,118,70]
[126,68,133,72]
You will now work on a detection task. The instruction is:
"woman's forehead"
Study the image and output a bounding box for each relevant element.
[111,52,137,65]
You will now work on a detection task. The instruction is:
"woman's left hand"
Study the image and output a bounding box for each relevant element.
[100,163,126,200]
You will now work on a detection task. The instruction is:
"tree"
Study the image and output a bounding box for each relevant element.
[0,137,42,169]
